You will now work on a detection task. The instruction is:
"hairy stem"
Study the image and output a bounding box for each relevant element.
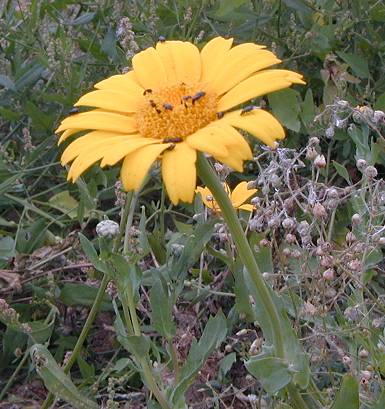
[197,154,309,409]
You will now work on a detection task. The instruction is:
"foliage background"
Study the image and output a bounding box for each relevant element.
[1,0,385,408]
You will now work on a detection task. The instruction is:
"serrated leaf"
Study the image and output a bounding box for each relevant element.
[150,277,175,339]
[331,374,359,409]
[30,344,98,409]
[245,354,293,394]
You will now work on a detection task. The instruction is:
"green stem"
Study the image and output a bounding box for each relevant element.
[0,348,29,400]
[41,194,134,409]
[124,287,172,409]
[196,154,309,409]
[169,339,180,383]
[197,154,285,357]
[123,190,140,255]
[41,275,109,409]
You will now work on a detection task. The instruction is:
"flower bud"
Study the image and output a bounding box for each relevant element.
[282,217,296,230]
[283,248,291,257]
[346,231,356,244]
[270,174,281,188]
[320,255,333,268]
[342,355,352,365]
[314,154,326,168]
[247,180,257,190]
[96,220,120,238]
[359,349,369,359]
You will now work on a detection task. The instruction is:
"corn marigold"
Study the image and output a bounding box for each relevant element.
[57,37,304,204]
[196,181,257,212]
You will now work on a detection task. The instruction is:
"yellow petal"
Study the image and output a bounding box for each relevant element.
[100,138,160,167]
[230,181,257,207]
[218,70,305,111]
[58,128,82,144]
[95,71,143,94]
[196,186,216,210]
[209,44,281,95]
[220,109,285,147]
[132,47,168,90]
[211,124,252,160]
[214,154,244,172]
[238,204,254,212]
[186,127,229,157]
[61,131,121,165]
[120,143,171,191]
[56,111,138,134]
[200,37,233,84]
[157,40,201,85]
[74,90,142,113]
[162,142,197,205]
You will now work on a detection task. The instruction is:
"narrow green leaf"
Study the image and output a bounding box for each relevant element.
[60,283,112,311]
[30,344,98,409]
[78,233,108,273]
[171,311,227,404]
[332,161,351,184]
[150,277,176,339]
[331,374,359,409]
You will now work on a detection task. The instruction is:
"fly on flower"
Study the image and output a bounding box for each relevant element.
[57,37,304,204]
[196,181,257,212]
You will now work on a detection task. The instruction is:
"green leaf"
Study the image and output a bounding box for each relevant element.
[48,191,79,219]
[170,311,227,404]
[60,283,112,311]
[218,352,236,381]
[245,354,293,394]
[371,389,385,409]
[77,355,95,380]
[337,51,369,78]
[300,88,316,127]
[332,161,351,184]
[0,74,15,90]
[331,374,359,409]
[110,253,142,298]
[78,233,108,273]
[0,236,15,259]
[282,0,313,14]
[375,92,385,111]
[268,89,301,132]
[150,277,176,339]
[30,344,98,409]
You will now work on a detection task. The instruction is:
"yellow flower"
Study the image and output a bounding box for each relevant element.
[57,37,304,204]
[196,181,257,212]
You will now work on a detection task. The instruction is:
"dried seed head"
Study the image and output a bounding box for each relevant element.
[302,301,317,316]
[260,238,270,247]
[342,355,352,365]
[268,217,280,229]
[344,305,361,322]
[351,213,362,226]
[359,349,369,359]
[347,259,362,272]
[314,154,326,168]
[270,174,281,188]
[247,180,257,190]
[320,255,333,268]
[297,220,310,236]
[364,165,378,179]
[325,126,335,139]
[291,249,302,259]
[356,159,367,170]
[306,147,318,160]
[326,188,339,199]
[361,370,371,381]
[283,248,291,257]
[373,110,385,124]
[346,231,356,244]
[283,198,295,213]
[308,136,320,146]
[250,197,260,206]
[282,217,296,230]
[285,233,296,244]
[337,100,349,107]
[312,203,327,219]
[378,237,385,246]
[322,268,335,281]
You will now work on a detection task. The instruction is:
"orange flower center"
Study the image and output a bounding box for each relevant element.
[135,83,218,141]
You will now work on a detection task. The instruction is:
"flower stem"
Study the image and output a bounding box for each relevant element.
[197,154,285,356]
[196,154,309,408]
